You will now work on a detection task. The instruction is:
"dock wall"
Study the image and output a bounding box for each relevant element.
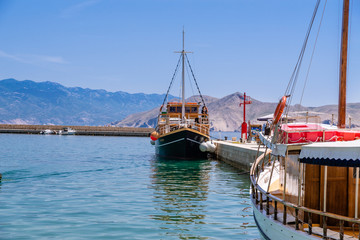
[214,141,264,172]
[0,124,154,137]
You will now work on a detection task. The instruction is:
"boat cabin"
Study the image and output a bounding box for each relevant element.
[252,123,360,239]
[157,102,209,136]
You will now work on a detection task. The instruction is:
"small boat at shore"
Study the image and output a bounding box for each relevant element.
[40,129,54,135]
[150,31,213,160]
[58,127,76,135]
[251,1,360,239]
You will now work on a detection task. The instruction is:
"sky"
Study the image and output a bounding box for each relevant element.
[0,0,358,106]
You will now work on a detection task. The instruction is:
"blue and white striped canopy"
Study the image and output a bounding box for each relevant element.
[299,140,360,167]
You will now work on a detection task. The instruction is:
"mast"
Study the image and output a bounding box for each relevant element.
[175,29,192,123]
[338,0,350,129]
[181,29,185,123]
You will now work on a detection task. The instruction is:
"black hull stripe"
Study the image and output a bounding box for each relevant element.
[158,138,185,147]
[158,138,201,147]
[186,138,201,144]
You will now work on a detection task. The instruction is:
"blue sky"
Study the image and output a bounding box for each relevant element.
[0,0,358,106]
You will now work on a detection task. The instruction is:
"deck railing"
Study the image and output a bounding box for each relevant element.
[250,151,360,239]
[157,122,209,136]
[157,113,210,136]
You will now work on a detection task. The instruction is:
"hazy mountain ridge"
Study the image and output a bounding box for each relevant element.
[2,79,360,130]
[0,79,174,125]
[113,92,360,131]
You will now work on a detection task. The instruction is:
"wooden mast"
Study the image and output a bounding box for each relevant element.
[338,0,350,129]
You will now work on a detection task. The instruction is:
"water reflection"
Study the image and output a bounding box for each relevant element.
[150,157,211,226]
[149,156,260,239]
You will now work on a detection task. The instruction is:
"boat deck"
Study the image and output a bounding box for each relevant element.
[255,193,360,239]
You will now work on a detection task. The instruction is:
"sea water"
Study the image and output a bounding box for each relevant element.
[0,134,260,239]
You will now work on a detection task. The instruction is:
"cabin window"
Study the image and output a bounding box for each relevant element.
[185,107,191,113]
[191,107,198,113]
[169,107,176,113]
[176,107,181,113]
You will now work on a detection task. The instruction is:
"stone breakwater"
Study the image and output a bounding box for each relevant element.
[0,124,154,137]
[214,141,265,172]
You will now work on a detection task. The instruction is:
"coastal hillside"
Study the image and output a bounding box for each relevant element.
[0,79,174,126]
[2,79,360,130]
[112,92,278,131]
[112,92,360,131]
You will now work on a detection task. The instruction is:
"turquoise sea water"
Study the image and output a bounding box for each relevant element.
[0,134,260,239]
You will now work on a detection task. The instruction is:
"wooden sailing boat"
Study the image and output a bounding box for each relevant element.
[150,31,211,160]
[251,1,360,239]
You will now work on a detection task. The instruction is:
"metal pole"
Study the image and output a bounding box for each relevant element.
[243,92,246,123]
[267,155,276,193]
[298,162,302,205]
[181,29,185,123]
[349,117,352,129]
[356,167,359,218]
[283,153,288,201]
[256,146,268,185]
[324,166,328,212]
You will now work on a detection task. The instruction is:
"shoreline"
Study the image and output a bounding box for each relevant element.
[0,124,154,137]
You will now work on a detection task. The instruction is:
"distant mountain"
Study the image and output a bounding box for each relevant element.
[0,79,175,125]
[2,79,359,130]
[110,95,219,128]
[112,92,360,131]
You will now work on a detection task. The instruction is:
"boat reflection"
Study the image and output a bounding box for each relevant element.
[150,156,210,227]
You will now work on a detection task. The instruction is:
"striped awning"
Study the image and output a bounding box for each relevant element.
[299,140,360,167]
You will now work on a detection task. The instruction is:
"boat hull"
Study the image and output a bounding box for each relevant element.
[252,200,317,240]
[155,128,209,160]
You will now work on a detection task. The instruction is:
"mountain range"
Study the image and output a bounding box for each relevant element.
[0,79,174,126]
[112,92,360,131]
[1,79,359,130]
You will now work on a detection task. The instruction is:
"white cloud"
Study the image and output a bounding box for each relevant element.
[0,50,26,63]
[61,0,101,18]
[0,49,69,65]
[34,55,68,64]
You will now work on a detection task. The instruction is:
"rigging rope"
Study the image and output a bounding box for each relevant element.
[185,54,207,107]
[300,0,328,106]
[185,59,198,103]
[284,0,321,118]
[157,54,182,124]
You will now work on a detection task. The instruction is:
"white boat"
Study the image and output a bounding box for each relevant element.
[40,129,54,135]
[58,127,76,135]
[251,1,360,239]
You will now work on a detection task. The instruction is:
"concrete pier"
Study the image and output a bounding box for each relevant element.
[214,141,265,172]
[0,124,154,137]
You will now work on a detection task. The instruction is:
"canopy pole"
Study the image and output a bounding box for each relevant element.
[298,162,302,205]
[355,167,359,218]
[324,166,328,212]
[283,152,288,201]
[267,155,276,193]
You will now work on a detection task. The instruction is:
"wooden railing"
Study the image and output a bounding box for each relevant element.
[157,123,209,136]
[250,152,360,239]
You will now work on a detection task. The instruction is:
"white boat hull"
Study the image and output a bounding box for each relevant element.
[252,200,317,240]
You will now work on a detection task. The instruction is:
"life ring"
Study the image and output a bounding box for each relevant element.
[273,96,287,125]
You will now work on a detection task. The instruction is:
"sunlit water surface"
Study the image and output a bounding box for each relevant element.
[0,134,260,239]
